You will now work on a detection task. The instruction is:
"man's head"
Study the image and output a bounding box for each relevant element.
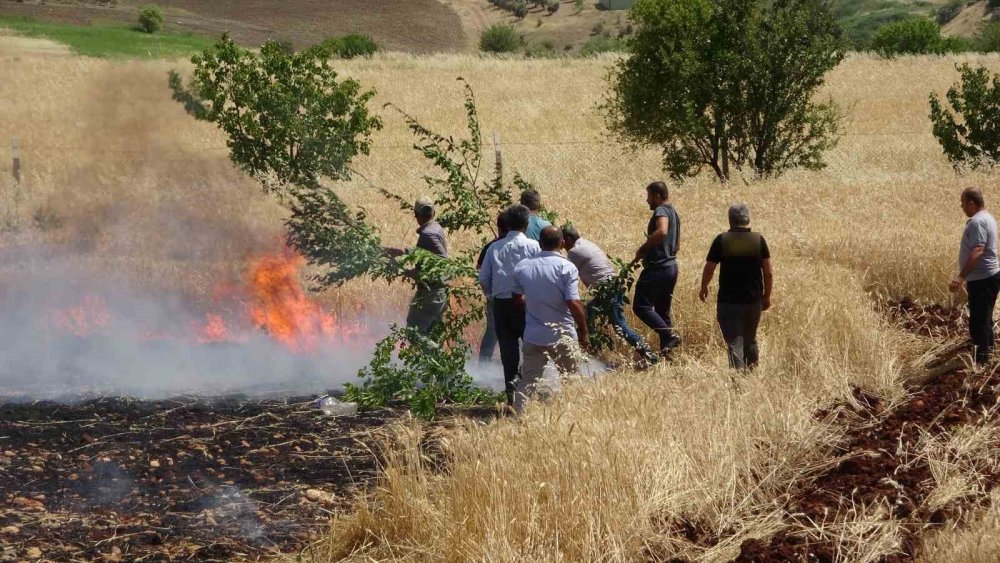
[646,181,669,210]
[539,226,563,251]
[496,211,509,237]
[561,224,580,251]
[961,187,986,218]
[728,202,750,228]
[504,204,531,232]
[520,189,542,213]
[414,196,435,225]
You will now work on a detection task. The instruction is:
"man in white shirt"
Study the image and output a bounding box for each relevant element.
[479,204,541,404]
[511,226,589,412]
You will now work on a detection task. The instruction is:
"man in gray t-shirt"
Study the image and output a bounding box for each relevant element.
[950,187,1000,364]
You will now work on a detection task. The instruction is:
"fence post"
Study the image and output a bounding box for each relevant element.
[492,130,503,182]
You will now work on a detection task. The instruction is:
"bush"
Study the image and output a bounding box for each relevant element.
[580,36,625,56]
[479,23,523,53]
[975,21,1000,51]
[547,0,560,14]
[930,64,1000,169]
[872,18,959,56]
[137,5,164,34]
[990,0,1000,9]
[513,0,528,18]
[937,0,963,25]
[314,33,378,59]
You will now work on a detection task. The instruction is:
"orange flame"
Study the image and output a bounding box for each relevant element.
[47,295,110,336]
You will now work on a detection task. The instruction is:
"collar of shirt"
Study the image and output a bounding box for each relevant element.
[729,227,751,232]
[417,220,439,234]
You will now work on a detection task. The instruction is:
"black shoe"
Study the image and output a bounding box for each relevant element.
[661,334,682,350]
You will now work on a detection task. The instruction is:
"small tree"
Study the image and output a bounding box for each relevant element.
[871,18,963,57]
[930,64,1000,169]
[138,5,164,34]
[479,23,523,53]
[604,0,844,182]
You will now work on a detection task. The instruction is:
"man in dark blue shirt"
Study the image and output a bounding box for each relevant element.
[632,181,681,357]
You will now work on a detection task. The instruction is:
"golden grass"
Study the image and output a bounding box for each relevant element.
[4,48,1000,559]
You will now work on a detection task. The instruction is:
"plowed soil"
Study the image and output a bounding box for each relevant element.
[736,299,995,562]
[0,0,466,53]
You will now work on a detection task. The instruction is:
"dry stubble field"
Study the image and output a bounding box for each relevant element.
[3,50,1000,560]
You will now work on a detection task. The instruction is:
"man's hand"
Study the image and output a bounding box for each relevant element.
[762,296,772,311]
[699,285,709,302]
[633,247,645,264]
[578,334,590,353]
[949,275,965,293]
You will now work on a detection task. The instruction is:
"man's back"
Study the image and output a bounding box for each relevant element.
[416,220,448,257]
[567,238,614,287]
[480,232,541,298]
[644,204,680,268]
[706,228,769,304]
[526,215,552,241]
[513,252,581,346]
[962,210,1000,281]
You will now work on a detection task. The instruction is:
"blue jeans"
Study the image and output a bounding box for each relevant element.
[587,293,644,349]
[632,263,679,350]
[478,298,498,362]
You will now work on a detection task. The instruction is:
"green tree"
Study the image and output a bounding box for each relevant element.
[313,33,379,59]
[930,64,1000,169]
[480,23,523,53]
[604,0,844,182]
[872,18,946,56]
[138,5,164,34]
[168,35,384,286]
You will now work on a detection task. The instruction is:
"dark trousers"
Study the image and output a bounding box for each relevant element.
[493,297,525,403]
[633,263,679,351]
[717,301,762,370]
[587,292,645,348]
[968,272,1000,363]
[478,298,498,363]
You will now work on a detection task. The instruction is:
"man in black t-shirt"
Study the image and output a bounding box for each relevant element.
[632,181,682,356]
[699,203,773,370]
[476,212,508,363]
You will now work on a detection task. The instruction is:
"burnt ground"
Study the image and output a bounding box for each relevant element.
[0,0,466,53]
[735,298,995,562]
[0,396,500,561]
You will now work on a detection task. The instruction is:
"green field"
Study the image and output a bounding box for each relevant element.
[0,16,215,58]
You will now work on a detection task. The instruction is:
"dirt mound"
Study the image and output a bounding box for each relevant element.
[942,1,991,38]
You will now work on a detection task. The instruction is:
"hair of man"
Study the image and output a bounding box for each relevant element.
[646,181,669,200]
[561,223,580,242]
[539,226,563,251]
[962,186,985,207]
[505,204,531,232]
[520,189,542,211]
[497,210,509,233]
[728,202,751,228]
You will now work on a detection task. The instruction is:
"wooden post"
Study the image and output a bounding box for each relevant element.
[492,130,503,181]
[11,137,19,185]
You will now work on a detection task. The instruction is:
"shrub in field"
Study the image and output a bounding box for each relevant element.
[312,33,378,59]
[479,24,523,52]
[580,36,624,56]
[547,0,560,14]
[871,18,963,56]
[604,0,843,182]
[137,5,164,34]
[975,21,1000,52]
[513,0,529,18]
[930,64,1000,169]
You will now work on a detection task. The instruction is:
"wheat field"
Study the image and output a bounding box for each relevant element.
[2,49,1000,559]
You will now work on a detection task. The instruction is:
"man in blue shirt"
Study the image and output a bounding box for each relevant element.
[521,189,552,241]
[479,204,541,404]
[632,181,682,357]
[512,226,589,412]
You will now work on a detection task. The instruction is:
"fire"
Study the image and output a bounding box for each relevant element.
[47,295,110,336]
[46,246,371,354]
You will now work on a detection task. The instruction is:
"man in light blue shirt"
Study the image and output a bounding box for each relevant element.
[521,189,552,241]
[511,226,589,412]
[479,204,540,404]
[949,186,1000,364]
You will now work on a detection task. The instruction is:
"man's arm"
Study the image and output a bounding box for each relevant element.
[699,261,717,302]
[951,244,985,293]
[634,216,668,262]
[762,258,773,311]
[479,247,494,296]
[567,299,589,352]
